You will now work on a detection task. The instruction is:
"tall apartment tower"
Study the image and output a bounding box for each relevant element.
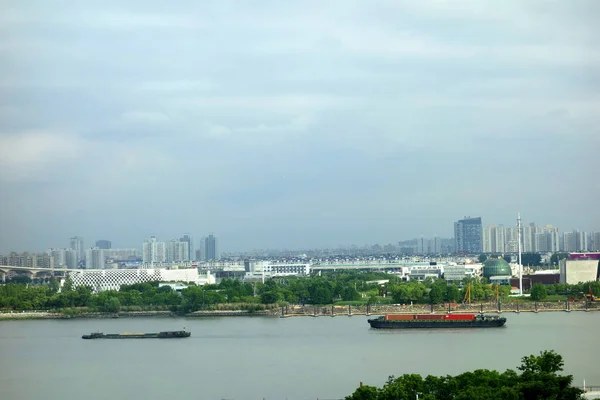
[204,234,219,261]
[69,236,84,265]
[179,234,193,261]
[482,226,493,253]
[454,217,482,254]
[494,225,506,253]
[166,240,190,262]
[85,247,105,269]
[142,236,166,264]
[592,232,600,251]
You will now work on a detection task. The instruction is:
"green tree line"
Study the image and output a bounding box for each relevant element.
[346,350,584,400]
[1,271,598,313]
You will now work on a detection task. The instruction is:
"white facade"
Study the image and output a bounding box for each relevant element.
[593,232,600,251]
[85,248,105,269]
[49,248,66,267]
[104,248,139,260]
[494,226,506,253]
[522,225,534,252]
[444,264,466,281]
[166,240,190,262]
[70,236,84,264]
[65,267,204,292]
[505,227,518,253]
[65,249,78,269]
[559,259,599,284]
[142,236,166,264]
[482,227,492,253]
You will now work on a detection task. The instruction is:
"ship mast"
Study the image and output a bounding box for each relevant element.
[517,213,523,296]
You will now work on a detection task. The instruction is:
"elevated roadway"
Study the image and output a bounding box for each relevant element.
[0,265,68,282]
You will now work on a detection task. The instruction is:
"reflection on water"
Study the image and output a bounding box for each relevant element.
[0,312,598,400]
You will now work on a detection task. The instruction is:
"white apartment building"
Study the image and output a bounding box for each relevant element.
[166,240,190,262]
[142,236,166,264]
[85,248,105,269]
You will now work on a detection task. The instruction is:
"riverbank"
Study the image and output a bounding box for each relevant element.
[0,309,279,320]
[2,301,598,320]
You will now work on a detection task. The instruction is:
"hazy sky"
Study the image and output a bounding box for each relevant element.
[1,1,599,253]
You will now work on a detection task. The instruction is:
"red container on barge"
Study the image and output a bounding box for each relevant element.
[368,313,506,329]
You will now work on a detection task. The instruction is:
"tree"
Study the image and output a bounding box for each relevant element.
[445,285,461,302]
[530,284,548,302]
[429,285,444,304]
[521,253,542,267]
[47,278,60,294]
[518,350,564,375]
[478,254,487,263]
[550,253,569,266]
[345,350,583,400]
[62,276,74,292]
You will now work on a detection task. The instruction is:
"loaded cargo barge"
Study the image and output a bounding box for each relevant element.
[368,313,506,329]
[82,330,191,339]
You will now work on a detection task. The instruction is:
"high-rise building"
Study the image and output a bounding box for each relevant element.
[70,236,84,264]
[85,248,105,269]
[95,240,112,249]
[166,240,190,262]
[179,234,193,261]
[592,232,600,251]
[482,226,493,253]
[142,236,166,264]
[65,249,78,269]
[494,225,506,253]
[104,248,139,261]
[563,232,575,251]
[454,217,482,254]
[522,223,535,253]
[49,248,66,267]
[505,227,519,253]
[575,230,588,252]
[204,234,219,261]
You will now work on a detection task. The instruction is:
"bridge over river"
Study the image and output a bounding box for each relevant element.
[0,265,68,282]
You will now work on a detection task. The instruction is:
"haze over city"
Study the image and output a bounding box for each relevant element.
[1,1,599,253]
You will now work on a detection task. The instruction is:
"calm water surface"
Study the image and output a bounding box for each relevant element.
[0,312,598,400]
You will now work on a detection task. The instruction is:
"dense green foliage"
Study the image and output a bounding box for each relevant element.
[530,283,548,301]
[521,253,542,267]
[345,350,583,400]
[1,271,599,313]
[550,253,569,266]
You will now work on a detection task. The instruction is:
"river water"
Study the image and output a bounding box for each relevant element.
[0,312,598,400]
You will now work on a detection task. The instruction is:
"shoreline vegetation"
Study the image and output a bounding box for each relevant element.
[345,350,586,400]
[1,271,598,321]
[1,302,598,320]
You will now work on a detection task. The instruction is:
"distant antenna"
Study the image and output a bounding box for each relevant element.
[517,213,523,296]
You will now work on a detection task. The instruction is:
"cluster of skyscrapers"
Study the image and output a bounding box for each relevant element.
[0,234,221,270]
[139,234,219,264]
[452,216,600,255]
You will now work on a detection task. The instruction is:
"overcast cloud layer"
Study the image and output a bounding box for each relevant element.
[1,0,599,253]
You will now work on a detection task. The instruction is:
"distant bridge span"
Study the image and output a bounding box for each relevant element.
[0,266,68,282]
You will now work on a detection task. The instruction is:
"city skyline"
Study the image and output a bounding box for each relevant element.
[1,1,598,253]
[2,215,600,256]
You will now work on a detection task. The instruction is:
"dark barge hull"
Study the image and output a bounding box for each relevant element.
[82,331,191,339]
[368,318,506,329]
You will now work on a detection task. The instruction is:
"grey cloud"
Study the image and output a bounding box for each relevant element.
[1,0,599,252]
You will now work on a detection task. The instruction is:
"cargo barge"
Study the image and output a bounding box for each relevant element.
[82,330,191,339]
[368,313,506,329]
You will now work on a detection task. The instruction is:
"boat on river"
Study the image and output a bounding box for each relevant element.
[82,330,191,339]
[367,313,506,329]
